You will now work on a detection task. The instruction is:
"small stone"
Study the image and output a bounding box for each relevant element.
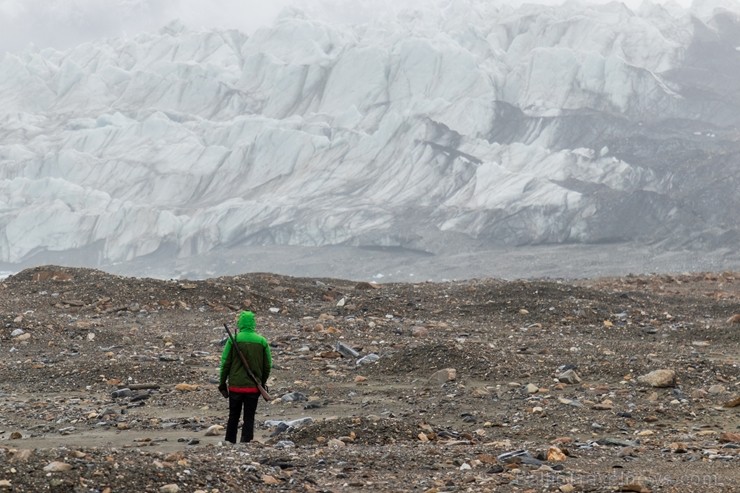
[262,475,282,485]
[11,449,32,461]
[204,425,224,436]
[593,399,613,410]
[419,423,434,433]
[557,369,582,384]
[160,485,180,493]
[558,397,581,407]
[525,383,539,394]
[356,354,380,366]
[719,432,740,443]
[43,462,72,472]
[670,442,688,453]
[0,480,11,489]
[726,314,740,324]
[637,369,676,388]
[429,368,457,384]
[411,326,429,337]
[708,384,726,394]
[597,438,638,447]
[327,438,345,447]
[618,447,639,458]
[14,333,31,341]
[723,395,740,408]
[354,376,368,383]
[547,446,566,462]
[10,329,24,337]
[319,350,341,360]
[175,383,198,392]
[10,432,22,440]
[111,388,132,398]
[335,342,359,358]
[559,485,576,493]
[280,392,307,402]
[691,389,708,399]
[474,454,496,466]
[618,482,651,493]
[472,387,490,398]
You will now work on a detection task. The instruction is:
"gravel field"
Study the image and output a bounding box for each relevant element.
[0,266,738,492]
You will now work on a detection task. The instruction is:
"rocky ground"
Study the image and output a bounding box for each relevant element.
[0,266,738,493]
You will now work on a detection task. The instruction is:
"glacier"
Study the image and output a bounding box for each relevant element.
[1,0,739,280]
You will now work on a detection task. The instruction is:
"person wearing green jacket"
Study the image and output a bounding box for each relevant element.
[219,310,272,443]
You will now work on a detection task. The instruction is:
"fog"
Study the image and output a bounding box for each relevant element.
[0,0,695,54]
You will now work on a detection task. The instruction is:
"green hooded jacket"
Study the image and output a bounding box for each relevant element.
[219,311,272,392]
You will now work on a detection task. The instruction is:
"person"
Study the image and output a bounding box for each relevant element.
[218,310,272,443]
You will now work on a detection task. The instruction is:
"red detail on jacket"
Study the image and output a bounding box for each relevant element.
[228,386,259,394]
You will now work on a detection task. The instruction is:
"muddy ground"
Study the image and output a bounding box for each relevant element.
[0,266,738,492]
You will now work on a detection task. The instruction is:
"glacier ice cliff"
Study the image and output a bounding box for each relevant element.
[1,0,739,279]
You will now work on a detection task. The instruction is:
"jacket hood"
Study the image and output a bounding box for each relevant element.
[237,311,256,332]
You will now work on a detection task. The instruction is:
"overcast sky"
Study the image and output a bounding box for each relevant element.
[0,0,696,54]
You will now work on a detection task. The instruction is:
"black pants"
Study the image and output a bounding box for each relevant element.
[226,393,259,443]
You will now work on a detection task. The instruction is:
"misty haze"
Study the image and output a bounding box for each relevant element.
[0,0,739,281]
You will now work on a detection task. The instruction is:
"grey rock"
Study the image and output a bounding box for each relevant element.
[557,369,582,384]
[335,341,360,358]
[281,392,307,402]
[269,422,290,436]
[596,437,639,447]
[111,388,132,398]
[497,450,531,462]
[356,353,380,366]
[264,417,314,430]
